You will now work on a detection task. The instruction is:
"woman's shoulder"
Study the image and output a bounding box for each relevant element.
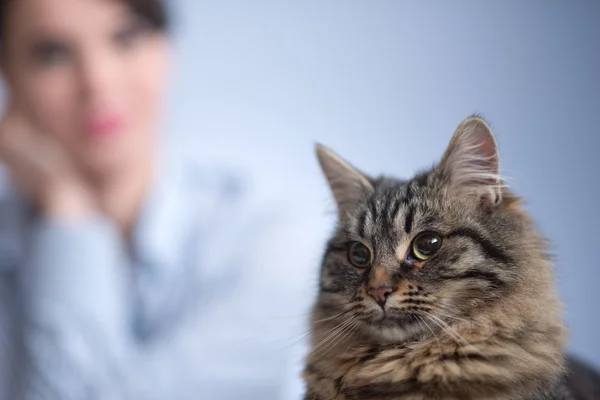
[165,153,296,218]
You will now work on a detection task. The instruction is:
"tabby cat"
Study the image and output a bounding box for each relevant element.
[304,116,600,400]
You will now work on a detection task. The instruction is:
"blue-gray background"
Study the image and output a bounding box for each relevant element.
[167,0,599,369]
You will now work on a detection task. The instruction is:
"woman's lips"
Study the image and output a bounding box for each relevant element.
[84,113,125,138]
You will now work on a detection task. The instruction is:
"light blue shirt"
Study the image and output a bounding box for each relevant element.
[0,156,323,399]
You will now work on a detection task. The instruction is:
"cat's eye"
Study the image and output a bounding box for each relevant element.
[411,233,442,261]
[348,242,372,268]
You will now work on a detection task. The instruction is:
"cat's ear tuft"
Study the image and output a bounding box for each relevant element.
[436,116,504,207]
[315,144,374,214]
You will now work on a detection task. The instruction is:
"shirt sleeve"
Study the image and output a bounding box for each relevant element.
[16,216,133,399]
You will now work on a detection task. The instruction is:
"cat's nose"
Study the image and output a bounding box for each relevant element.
[367,285,395,307]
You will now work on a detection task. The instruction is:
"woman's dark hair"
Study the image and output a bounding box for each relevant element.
[0,0,169,49]
[125,0,170,30]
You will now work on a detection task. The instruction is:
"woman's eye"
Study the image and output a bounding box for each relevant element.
[348,242,372,268]
[411,233,442,261]
[114,22,145,50]
[32,42,71,67]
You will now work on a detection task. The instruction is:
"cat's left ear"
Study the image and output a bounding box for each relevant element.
[436,116,503,207]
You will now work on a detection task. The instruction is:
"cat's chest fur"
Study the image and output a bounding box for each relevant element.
[303,319,567,400]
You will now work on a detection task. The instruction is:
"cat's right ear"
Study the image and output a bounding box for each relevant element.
[316,144,374,216]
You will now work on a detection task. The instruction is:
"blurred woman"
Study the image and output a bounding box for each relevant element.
[0,0,314,398]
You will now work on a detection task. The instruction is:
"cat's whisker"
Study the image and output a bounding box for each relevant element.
[418,315,444,356]
[273,328,318,352]
[424,313,465,348]
[270,320,333,346]
[314,317,358,350]
[424,313,491,361]
[433,309,474,325]
[312,319,361,361]
[312,307,356,324]
[311,318,357,342]
[310,325,355,361]
[431,315,467,342]
[434,304,483,325]
[341,321,363,359]
[274,303,363,344]
[272,308,358,351]
[273,311,314,320]
[310,317,357,355]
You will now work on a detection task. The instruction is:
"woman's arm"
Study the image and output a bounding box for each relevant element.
[16,216,133,399]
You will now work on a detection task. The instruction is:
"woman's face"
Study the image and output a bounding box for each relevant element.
[1,0,170,177]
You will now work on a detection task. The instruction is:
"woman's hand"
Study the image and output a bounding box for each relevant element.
[0,104,98,221]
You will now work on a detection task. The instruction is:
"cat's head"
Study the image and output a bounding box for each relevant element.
[315,116,538,343]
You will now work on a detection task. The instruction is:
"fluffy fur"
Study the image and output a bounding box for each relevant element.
[303,116,599,399]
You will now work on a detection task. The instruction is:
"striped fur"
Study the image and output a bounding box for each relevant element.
[304,116,599,399]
